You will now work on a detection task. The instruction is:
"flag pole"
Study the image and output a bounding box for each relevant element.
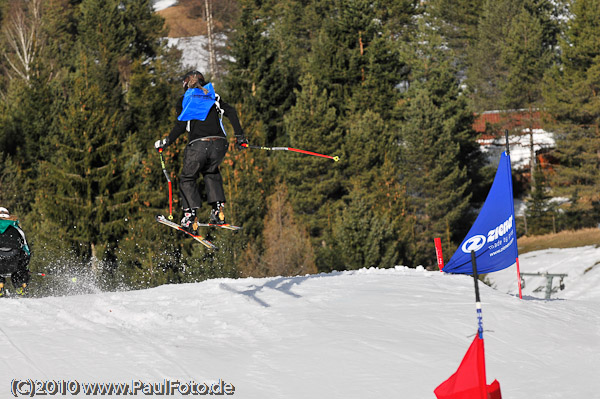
[505,130,522,299]
[471,251,489,399]
[434,252,502,399]
[434,237,444,271]
[471,251,484,339]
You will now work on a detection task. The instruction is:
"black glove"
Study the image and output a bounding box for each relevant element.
[235,136,248,150]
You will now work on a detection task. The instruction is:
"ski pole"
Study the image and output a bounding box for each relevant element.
[157,148,174,220]
[241,143,340,162]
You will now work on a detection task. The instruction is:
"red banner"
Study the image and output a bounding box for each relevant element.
[434,238,444,271]
[434,335,501,399]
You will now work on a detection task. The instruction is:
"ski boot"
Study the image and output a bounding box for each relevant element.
[210,202,226,225]
[0,278,5,298]
[181,208,198,233]
[13,283,27,297]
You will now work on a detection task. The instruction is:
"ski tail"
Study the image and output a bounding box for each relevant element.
[156,215,218,250]
[195,222,242,231]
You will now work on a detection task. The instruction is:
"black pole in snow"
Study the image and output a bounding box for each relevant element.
[471,250,484,339]
[504,129,523,299]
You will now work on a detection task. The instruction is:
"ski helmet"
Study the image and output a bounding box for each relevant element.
[0,207,9,218]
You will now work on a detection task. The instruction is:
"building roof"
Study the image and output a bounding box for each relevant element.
[473,110,545,139]
[473,110,555,169]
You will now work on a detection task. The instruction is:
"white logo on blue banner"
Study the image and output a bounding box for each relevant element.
[443,152,519,274]
[461,235,487,253]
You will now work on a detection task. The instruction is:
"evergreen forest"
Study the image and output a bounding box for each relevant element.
[1,0,599,291]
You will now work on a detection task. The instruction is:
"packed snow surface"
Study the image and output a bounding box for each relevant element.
[1,246,599,398]
[489,244,600,301]
[153,0,177,12]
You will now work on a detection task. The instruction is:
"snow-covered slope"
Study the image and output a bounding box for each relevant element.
[153,0,177,12]
[151,0,210,73]
[1,246,599,398]
[165,36,210,73]
[489,245,600,301]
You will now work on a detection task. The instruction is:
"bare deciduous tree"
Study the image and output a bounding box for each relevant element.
[237,183,317,278]
[3,0,43,82]
[204,0,216,76]
[261,184,317,277]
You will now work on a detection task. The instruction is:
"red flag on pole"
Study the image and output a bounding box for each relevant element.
[434,335,502,399]
[434,237,444,271]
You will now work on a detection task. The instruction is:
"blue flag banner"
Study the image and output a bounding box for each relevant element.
[443,152,518,274]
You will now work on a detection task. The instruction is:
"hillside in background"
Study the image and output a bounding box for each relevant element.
[156,0,207,37]
[517,228,600,254]
[154,0,238,38]
[153,0,237,72]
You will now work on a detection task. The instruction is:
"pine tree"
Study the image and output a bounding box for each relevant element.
[525,165,556,235]
[33,51,128,269]
[0,75,62,177]
[85,0,187,284]
[303,0,370,108]
[543,0,600,219]
[332,105,409,270]
[223,0,300,145]
[279,0,418,271]
[282,73,345,271]
[0,0,70,175]
[0,155,28,214]
[38,0,79,75]
[332,185,399,270]
[31,0,171,278]
[397,19,481,266]
[500,1,560,187]
[398,90,473,265]
[468,0,563,111]
[427,0,484,73]
[501,2,556,110]
[219,1,291,276]
[112,45,187,287]
[467,0,522,111]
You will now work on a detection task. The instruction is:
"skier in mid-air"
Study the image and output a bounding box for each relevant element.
[0,207,31,296]
[155,71,247,233]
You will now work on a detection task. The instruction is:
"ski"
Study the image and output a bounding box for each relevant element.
[156,215,218,250]
[195,222,242,231]
[0,288,27,298]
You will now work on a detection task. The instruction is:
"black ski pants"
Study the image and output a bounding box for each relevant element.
[179,138,228,210]
[0,227,30,287]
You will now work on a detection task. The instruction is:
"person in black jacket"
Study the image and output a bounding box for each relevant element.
[155,71,248,231]
[0,207,31,296]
